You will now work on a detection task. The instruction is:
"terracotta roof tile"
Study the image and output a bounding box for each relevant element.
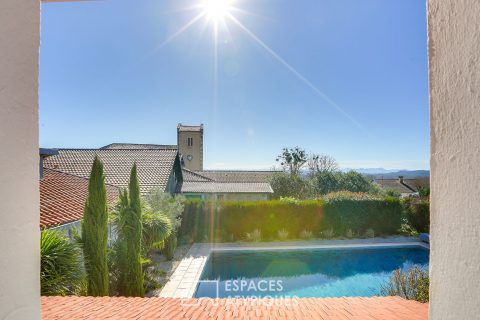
[41,296,428,320]
[40,168,119,229]
[43,149,178,194]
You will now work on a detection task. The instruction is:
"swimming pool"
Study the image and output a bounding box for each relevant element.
[194,246,429,298]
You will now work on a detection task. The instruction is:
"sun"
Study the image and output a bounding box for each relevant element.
[201,0,234,22]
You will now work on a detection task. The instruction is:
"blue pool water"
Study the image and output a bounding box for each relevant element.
[195,246,429,298]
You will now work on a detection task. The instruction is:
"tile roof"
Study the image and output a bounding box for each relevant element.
[373,179,416,194]
[43,149,178,195]
[403,178,430,191]
[41,296,428,320]
[194,170,277,183]
[181,168,214,182]
[179,181,273,193]
[179,169,275,194]
[101,143,177,150]
[40,168,119,229]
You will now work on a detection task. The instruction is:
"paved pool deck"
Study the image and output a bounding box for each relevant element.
[159,237,429,298]
[41,296,428,319]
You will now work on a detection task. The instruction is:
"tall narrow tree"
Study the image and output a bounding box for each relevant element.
[116,163,144,296]
[82,156,109,296]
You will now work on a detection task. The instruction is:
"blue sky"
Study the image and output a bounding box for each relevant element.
[40,0,429,170]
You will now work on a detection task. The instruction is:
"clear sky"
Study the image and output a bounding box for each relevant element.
[40,0,429,170]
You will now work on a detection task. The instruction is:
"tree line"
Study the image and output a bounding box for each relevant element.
[271,147,378,199]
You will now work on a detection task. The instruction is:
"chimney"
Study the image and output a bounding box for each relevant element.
[39,148,58,179]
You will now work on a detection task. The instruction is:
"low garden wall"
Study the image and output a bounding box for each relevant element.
[178,193,403,242]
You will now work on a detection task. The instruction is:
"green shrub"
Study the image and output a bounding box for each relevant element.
[381,265,429,303]
[163,233,177,260]
[145,190,185,232]
[399,222,419,237]
[178,195,402,242]
[41,229,81,296]
[311,171,373,195]
[418,187,430,198]
[270,172,313,199]
[403,199,430,233]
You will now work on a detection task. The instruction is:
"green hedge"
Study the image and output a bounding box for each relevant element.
[323,192,403,236]
[178,195,403,242]
[403,199,430,233]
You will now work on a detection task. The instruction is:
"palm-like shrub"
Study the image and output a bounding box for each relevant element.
[41,229,81,296]
[245,229,262,242]
[277,228,289,240]
[110,197,173,294]
[321,228,335,239]
[299,229,313,239]
[145,190,184,261]
[142,210,172,253]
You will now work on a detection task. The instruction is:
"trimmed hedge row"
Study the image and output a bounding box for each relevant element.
[178,195,403,242]
[324,196,403,236]
[403,198,430,233]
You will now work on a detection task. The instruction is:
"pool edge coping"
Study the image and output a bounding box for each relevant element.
[159,237,429,298]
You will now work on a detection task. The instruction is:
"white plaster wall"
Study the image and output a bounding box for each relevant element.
[428,0,480,319]
[0,1,41,319]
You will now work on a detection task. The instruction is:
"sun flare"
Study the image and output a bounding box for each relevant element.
[201,0,234,22]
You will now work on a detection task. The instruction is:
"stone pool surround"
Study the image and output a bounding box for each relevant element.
[159,237,429,298]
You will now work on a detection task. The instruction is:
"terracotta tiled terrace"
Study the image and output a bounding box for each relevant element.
[41,296,428,319]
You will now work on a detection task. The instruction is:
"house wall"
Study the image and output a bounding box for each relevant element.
[428,0,480,318]
[184,193,270,201]
[0,1,41,319]
[50,221,117,247]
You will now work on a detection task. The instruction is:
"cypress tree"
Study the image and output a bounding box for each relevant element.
[117,163,144,296]
[82,156,109,296]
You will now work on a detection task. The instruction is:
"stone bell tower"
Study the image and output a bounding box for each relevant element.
[177,123,203,171]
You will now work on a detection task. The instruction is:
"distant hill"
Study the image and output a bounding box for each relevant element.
[300,168,430,179]
[363,170,430,179]
[342,168,399,175]
[341,168,429,179]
